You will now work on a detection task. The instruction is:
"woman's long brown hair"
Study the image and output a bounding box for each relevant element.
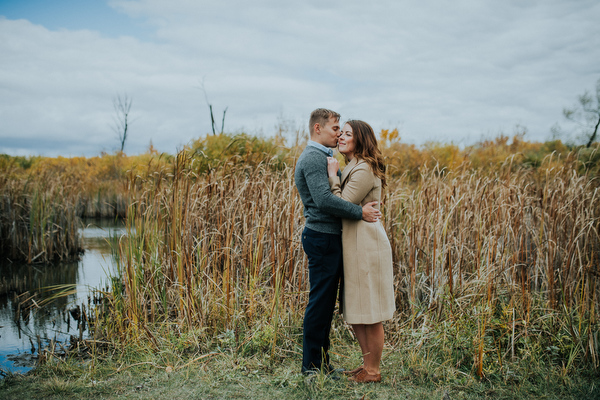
[344,120,387,188]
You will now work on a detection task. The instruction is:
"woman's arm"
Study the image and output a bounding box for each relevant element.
[328,176,342,196]
[332,162,375,206]
[327,158,375,205]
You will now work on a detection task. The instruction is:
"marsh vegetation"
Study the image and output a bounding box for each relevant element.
[1,133,599,398]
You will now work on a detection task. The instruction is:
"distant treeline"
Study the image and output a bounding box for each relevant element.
[3,131,600,179]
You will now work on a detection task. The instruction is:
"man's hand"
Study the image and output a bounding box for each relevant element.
[362,201,381,222]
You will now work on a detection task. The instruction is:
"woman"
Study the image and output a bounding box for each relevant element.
[326,120,395,383]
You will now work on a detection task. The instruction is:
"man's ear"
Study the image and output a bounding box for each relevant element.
[313,123,321,135]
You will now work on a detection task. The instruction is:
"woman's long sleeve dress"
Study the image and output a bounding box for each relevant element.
[329,158,395,324]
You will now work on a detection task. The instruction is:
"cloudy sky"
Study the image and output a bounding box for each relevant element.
[1,0,599,157]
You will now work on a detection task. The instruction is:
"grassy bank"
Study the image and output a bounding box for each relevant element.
[1,325,598,400]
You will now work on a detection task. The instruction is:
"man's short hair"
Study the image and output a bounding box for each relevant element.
[309,108,340,136]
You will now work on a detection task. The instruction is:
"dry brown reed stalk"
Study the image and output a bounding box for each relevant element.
[103,153,307,346]
[385,160,600,374]
[2,152,145,220]
[76,186,129,218]
[0,170,82,264]
[100,149,599,374]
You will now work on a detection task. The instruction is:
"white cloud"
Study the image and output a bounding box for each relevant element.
[1,0,600,156]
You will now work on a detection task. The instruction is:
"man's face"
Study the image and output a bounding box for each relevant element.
[317,117,341,148]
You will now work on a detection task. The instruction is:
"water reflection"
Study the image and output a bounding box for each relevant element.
[0,219,125,375]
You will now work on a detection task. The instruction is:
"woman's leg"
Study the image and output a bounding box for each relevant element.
[352,322,384,375]
[349,324,367,371]
[363,322,384,375]
[351,324,368,356]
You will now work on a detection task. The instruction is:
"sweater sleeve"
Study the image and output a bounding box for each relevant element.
[303,154,362,220]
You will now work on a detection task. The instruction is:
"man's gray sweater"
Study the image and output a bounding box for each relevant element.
[294,146,363,234]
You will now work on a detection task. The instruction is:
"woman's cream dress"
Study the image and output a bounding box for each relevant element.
[329,158,395,324]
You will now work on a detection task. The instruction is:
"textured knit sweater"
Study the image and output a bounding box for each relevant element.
[294,145,363,234]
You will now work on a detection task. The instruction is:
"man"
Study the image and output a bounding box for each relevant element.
[294,108,381,374]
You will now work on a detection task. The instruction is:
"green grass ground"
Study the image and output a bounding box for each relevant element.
[2,342,598,400]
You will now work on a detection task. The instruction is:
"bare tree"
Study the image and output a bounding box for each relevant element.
[198,80,227,135]
[562,78,600,148]
[112,94,133,152]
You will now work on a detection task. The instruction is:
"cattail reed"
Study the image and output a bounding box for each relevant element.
[93,145,600,374]
[2,136,598,375]
[385,159,599,374]
[0,170,82,263]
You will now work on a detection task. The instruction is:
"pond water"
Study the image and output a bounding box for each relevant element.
[0,219,125,375]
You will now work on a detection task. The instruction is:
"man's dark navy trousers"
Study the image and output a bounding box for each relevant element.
[301,227,343,373]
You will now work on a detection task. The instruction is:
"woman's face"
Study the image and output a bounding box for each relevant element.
[338,123,355,158]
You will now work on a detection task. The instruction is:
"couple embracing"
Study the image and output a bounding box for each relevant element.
[294,108,395,383]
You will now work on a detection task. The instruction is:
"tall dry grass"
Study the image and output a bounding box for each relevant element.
[102,153,305,345]
[0,152,165,263]
[1,134,598,375]
[385,159,599,375]
[30,153,135,219]
[0,168,82,264]
[98,148,599,376]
